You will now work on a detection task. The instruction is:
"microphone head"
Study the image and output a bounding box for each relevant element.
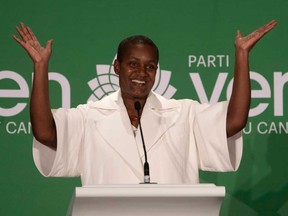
[134,101,141,111]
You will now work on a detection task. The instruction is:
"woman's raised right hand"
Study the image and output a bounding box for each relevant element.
[12,22,53,64]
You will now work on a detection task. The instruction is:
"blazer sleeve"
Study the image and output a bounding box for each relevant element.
[32,105,87,177]
[193,101,243,171]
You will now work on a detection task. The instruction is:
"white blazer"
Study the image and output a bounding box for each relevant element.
[33,90,242,185]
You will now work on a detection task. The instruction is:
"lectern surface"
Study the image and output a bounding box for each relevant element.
[67,184,225,216]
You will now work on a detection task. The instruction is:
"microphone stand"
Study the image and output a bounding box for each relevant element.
[134,101,154,184]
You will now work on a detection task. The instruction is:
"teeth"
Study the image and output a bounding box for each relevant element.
[132,80,145,84]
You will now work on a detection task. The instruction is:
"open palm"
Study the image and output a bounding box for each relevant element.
[235,20,277,53]
[13,22,53,63]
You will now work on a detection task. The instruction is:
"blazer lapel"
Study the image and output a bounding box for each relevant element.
[89,91,181,179]
[139,92,180,157]
[90,91,143,181]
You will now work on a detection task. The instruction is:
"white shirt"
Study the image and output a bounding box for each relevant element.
[33,90,242,185]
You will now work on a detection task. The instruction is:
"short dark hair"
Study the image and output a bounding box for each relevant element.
[117,35,159,62]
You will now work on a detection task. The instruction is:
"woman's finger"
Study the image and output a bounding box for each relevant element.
[27,27,38,41]
[20,22,32,41]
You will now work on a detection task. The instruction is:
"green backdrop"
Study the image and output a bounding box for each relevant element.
[1,0,287,215]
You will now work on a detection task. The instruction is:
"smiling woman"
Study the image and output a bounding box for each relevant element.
[6,16,282,216]
[113,35,159,112]
[11,20,277,185]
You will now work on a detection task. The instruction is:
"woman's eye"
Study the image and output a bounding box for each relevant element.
[147,64,157,71]
[129,62,138,67]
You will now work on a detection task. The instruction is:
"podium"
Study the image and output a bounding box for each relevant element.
[67,184,225,216]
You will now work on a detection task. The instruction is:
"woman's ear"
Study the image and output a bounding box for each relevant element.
[114,59,120,75]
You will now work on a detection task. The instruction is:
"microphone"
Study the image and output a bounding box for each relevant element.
[134,101,150,184]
